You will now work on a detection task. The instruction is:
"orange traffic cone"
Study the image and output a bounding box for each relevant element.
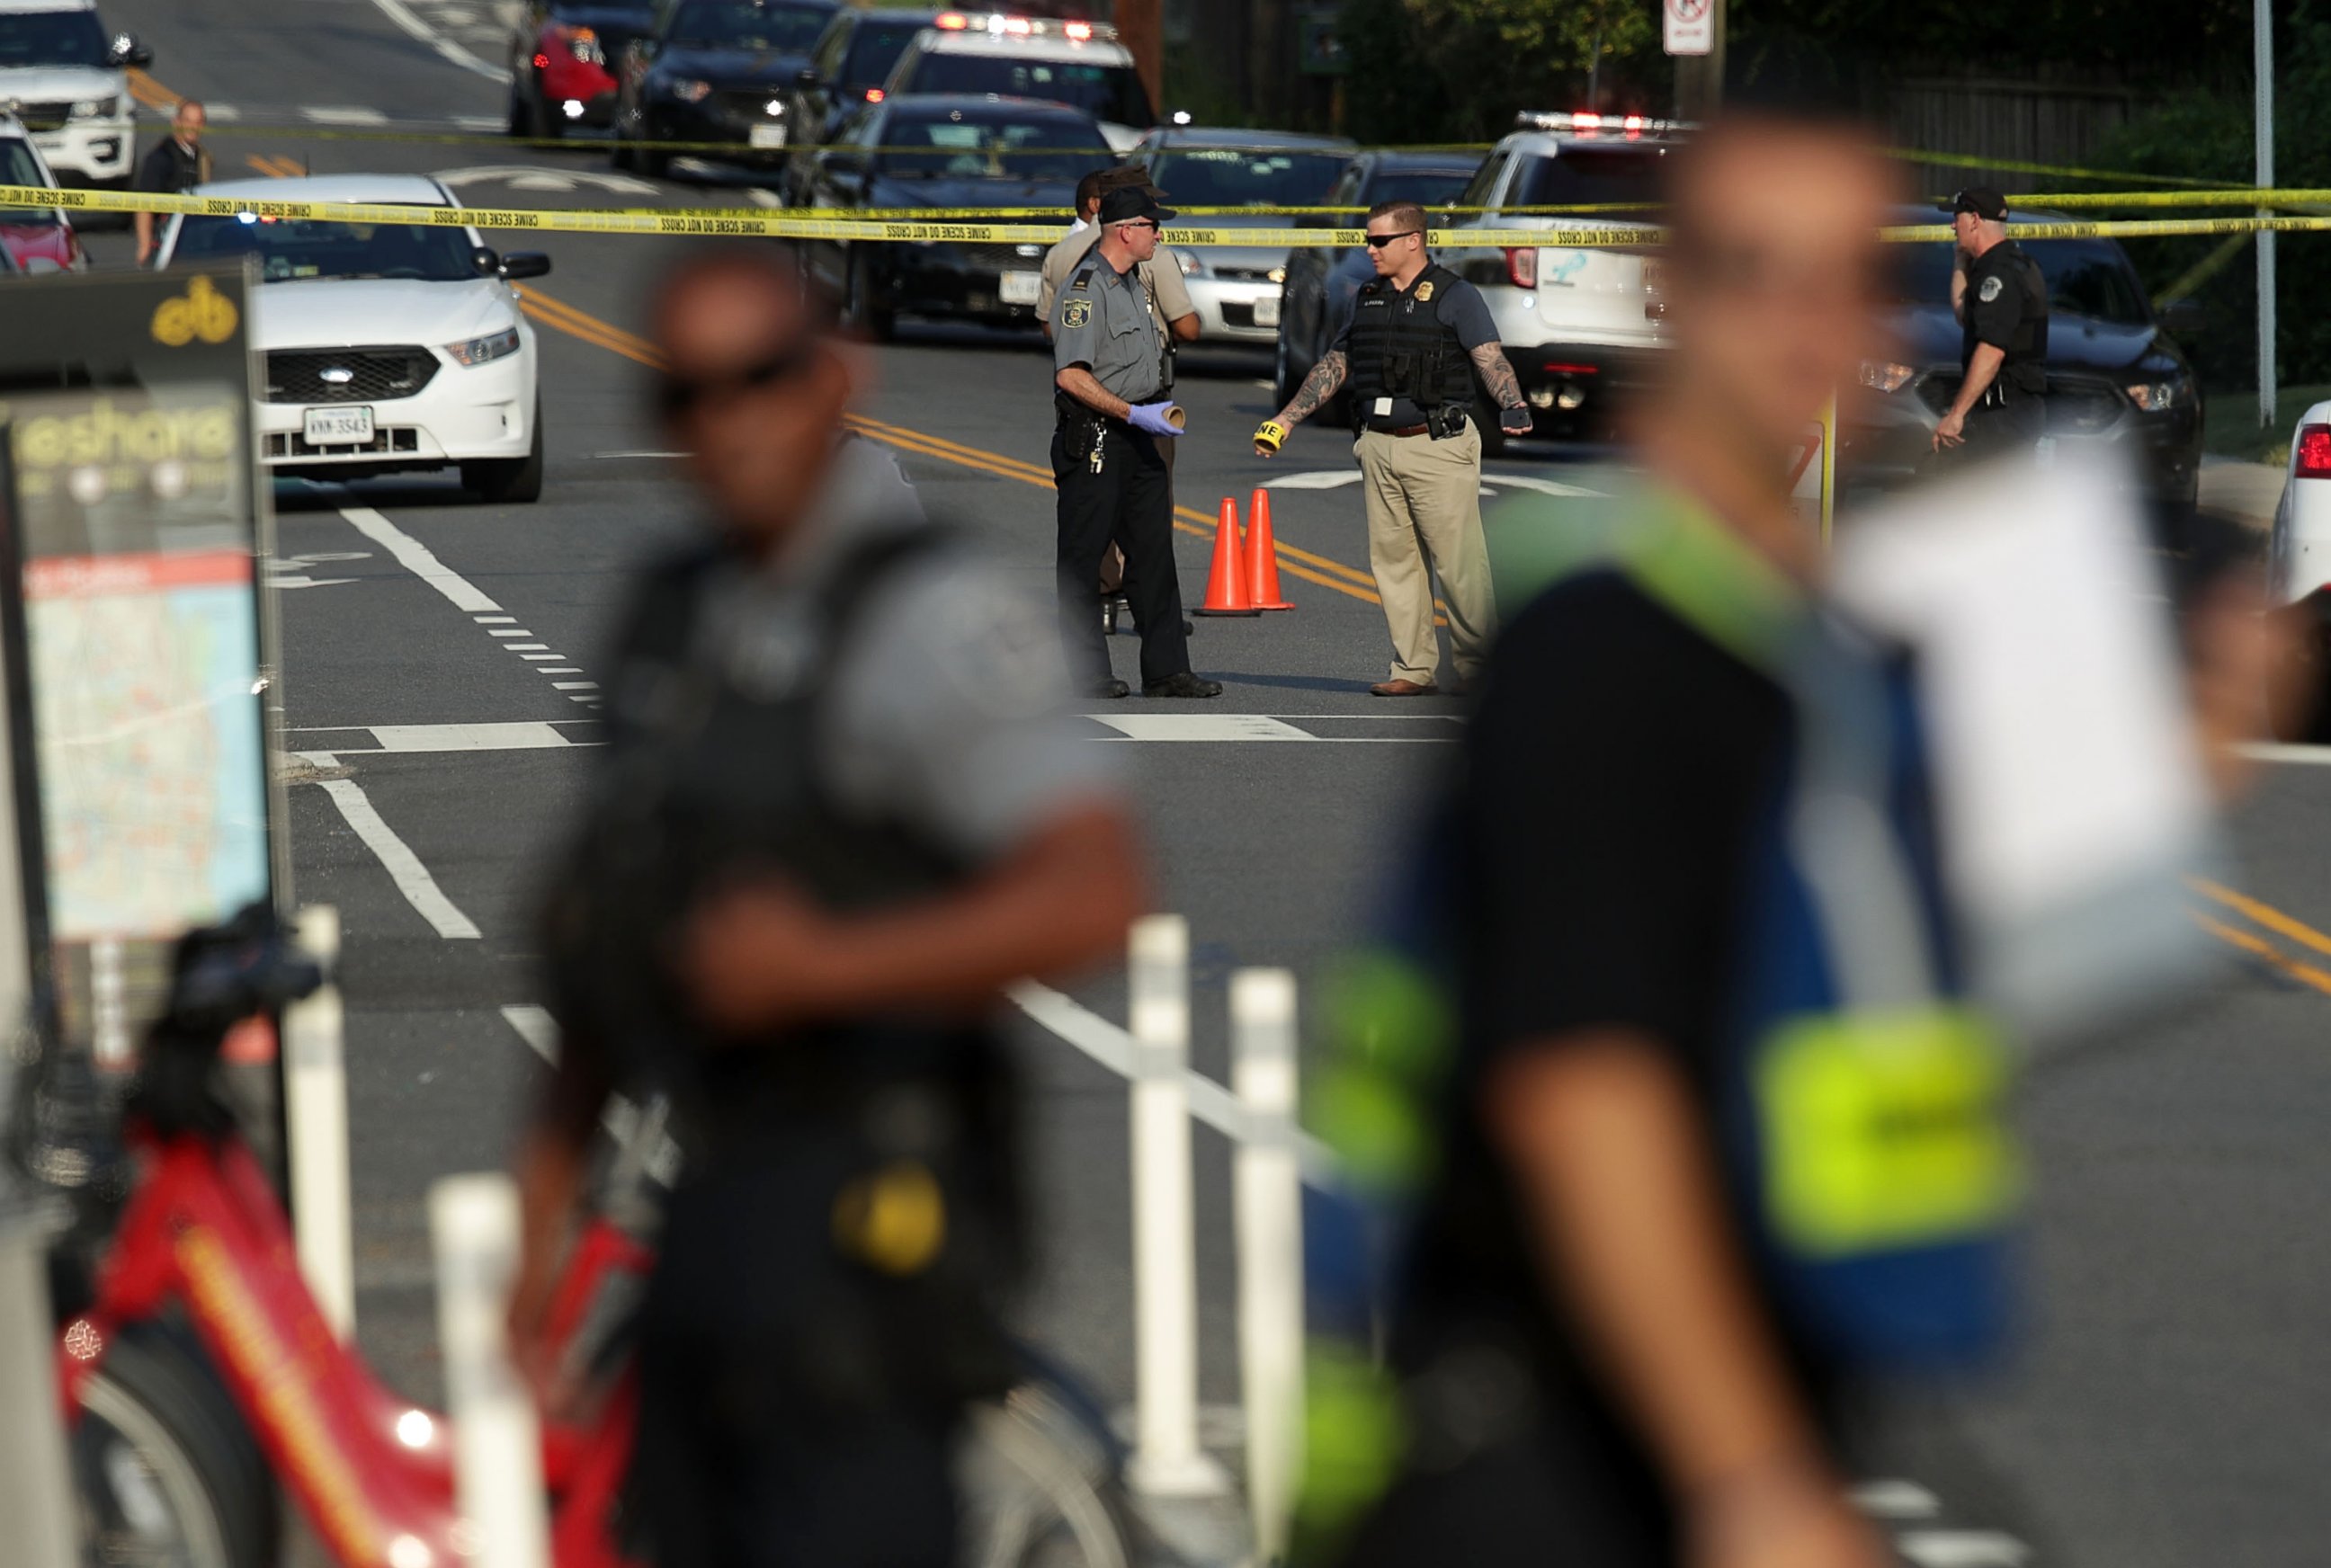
[1246,487,1291,610]
[1193,496,1261,616]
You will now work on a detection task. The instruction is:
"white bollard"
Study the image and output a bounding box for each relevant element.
[0,1212,77,1568]
[284,905,355,1341]
[429,1175,550,1568]
[1231,969,1305,1564]
[1125,914,1222,1497]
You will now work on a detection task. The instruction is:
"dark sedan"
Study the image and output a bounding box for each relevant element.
[776,5,940,197]
[612,0,837,176]
[795,95,1103,340]
[1273,148,1480,416]
[1844,211,2204,510]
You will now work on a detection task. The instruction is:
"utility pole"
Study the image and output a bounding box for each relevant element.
[2256,0,2276,430]
[1671,0,1726,122]
[1117,0,1163,124]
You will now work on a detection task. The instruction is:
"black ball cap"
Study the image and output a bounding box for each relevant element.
[1098,186,1174,226]
[1949,186,2008,221]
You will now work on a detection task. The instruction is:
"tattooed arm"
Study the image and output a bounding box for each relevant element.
[1273,349,1348,429]
[1472,343,1534,432]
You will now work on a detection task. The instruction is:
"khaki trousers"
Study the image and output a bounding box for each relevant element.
[1355,424,1496,685]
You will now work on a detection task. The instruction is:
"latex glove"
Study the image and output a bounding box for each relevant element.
[1498,405,1533,435]
[1127,401,1183,439]
[1254,418,1289,457]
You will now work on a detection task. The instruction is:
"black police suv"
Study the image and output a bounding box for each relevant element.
[1844,209,2205,511]
[1273,148,1482,419]
[794,94,1106,341]
[505,0,656,138]
[611,0,839,176]
[776,6,942,196]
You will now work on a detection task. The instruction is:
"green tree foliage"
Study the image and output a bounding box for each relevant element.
[2092,3,2331,393]
[1344,0,1666,144]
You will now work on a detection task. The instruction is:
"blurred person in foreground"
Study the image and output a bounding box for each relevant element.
[1299,103,2292,1568]
[508,247,1144,1566]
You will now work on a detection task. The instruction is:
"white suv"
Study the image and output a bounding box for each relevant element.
[880,13,1153,152]
[1439,112,1675,447]
[0,0,147,189]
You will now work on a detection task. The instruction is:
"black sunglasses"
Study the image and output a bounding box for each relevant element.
[1363,229,1421,249]
[657,337,823,419]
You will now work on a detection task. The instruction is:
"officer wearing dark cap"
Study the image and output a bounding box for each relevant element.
[1934,186,2050,461]
[1051,186,1220,699]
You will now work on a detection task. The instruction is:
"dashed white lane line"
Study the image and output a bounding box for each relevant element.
[339,507,601,708]
[298,753,482,938]
[362,0,511,81]
[303,105,389,124]
[1897,1532,2032,1566]
[1852,1479,1942,1519]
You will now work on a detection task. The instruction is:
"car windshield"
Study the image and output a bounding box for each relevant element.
[1509,146,1668,213]
[908,53,1153,127]
[669,0,829,51]
[169,211,482,282]
[1890,237,2152,326]
[0,138,61,223]
[875,113,1094,179]
[841,20,922,87]
[1364,169,1473,209]
[0,9,109,67]
[1146,148,1345,208]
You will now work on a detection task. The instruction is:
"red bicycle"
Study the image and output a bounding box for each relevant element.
[32,918,1141,1568]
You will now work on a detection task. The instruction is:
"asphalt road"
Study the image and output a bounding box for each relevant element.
[56,3,2331,1562]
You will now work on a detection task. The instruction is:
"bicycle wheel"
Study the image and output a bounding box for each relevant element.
[957,1381,1142,1568]
[72,1321,279,1568]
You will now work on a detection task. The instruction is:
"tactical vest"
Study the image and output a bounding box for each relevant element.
[1965,241,2050,399]
[1344,263,1478,415]
[540,520,1026,1413]
[1297,494,2020,1550]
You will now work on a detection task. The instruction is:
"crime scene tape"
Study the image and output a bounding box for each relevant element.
[0,183,1663,247]
[14,185,2330,248]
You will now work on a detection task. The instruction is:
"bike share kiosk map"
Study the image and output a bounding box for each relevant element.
[0,264,283,1140]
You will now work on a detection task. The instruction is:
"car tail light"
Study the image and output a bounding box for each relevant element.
[935,11,969,27]
[864,86,884,102]
[1504,246,1536,290]
[2298,423,2331,479]
[532,50,549,67]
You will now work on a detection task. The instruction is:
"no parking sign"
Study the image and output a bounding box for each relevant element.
[1664,0,1713,56]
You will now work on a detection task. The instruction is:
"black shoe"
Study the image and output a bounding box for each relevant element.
[1090,678,1132,699]
[1143,673,1223,699]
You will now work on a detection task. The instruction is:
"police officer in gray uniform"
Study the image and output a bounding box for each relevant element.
[1935,186,2049,462]
[1052,186,1220,699]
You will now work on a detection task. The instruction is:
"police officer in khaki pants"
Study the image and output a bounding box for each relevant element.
[1255,200,1532,695]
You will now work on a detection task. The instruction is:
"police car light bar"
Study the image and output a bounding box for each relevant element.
[1515,110,1693,137]
[932,12,1118,40]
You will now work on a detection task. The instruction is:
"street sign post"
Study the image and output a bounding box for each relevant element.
[1664,0,1713,56]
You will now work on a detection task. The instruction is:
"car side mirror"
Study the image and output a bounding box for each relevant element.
[795,67,820,89]
[501,252,553,281]
[2158,298,2205,336]
[107,31,153,67]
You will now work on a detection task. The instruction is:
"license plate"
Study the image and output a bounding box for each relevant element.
[302,405,374,446]
[1253,294,1281,328]
[748,123,788,149]
[1000,271,1040,306]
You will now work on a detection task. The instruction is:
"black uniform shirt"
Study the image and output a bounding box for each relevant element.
[1961,240,2049,399]
[134,136,209,195]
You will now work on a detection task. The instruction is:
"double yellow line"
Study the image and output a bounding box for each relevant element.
[2192,879,2331,999]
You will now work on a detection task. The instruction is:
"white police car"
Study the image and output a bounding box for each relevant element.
[156,175,552,503]
[0,0,146,189]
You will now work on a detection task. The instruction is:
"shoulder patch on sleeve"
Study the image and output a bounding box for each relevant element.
[1061,298,1093,330]
[1978,273,2004,304]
